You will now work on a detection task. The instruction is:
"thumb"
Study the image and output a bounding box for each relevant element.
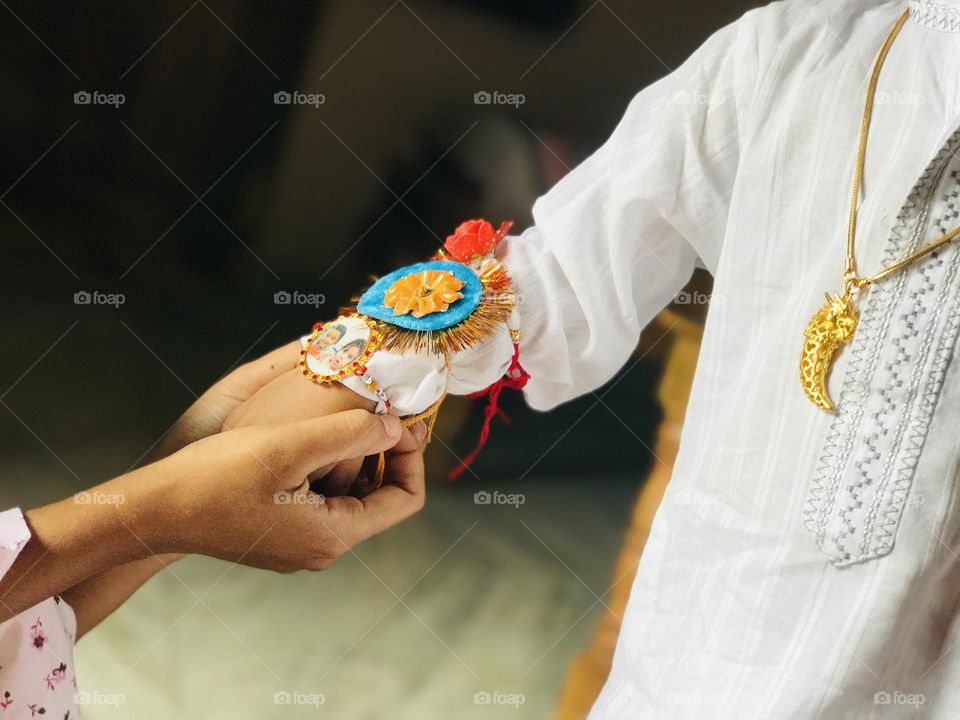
[273,409,402,477]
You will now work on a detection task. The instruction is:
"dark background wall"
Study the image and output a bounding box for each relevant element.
[0,0,759,494]
[0,3,760,716]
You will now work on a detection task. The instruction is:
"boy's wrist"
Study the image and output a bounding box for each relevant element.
[335,349,448,417]
[322,381,377,413]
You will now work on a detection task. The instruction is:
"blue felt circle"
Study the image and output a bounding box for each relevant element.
[357,260,482,331]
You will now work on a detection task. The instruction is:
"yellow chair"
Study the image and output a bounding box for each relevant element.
[554,293,707,720]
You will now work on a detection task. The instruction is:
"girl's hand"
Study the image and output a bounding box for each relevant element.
[4,409,423,622]
[141,409,421,571]
[221,367,377,496]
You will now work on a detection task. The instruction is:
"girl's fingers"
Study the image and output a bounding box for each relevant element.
[269,410,402,479]
[310,456,364,497]
[324,444,426,544]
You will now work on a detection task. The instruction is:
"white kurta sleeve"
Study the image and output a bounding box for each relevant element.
[342,16,754,414]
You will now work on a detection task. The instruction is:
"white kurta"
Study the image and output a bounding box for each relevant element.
[348,0,960,716]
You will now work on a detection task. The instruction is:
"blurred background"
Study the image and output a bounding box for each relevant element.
[0,1,756,717]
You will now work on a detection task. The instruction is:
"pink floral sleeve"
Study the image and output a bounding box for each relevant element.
[0,508,78,719]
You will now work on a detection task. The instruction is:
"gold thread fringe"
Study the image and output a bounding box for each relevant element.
[401,390,447,438]
[372,452,386,490]
[371,392,447,489]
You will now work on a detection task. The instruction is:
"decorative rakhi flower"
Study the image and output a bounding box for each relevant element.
[358,260,482,333]
[357,252,514,355]
[444,219,513,262]
[384,269,465,318]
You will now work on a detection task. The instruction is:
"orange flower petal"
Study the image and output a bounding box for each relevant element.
[385,270,465,318]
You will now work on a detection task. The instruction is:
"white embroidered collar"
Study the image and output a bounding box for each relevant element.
[910,0,960,32]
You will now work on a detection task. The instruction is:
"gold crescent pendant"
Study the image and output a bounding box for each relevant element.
[799,289,859,412]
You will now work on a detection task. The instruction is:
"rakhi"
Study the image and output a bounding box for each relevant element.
[353,219,517,356]
[301,219,527,483]
[299,312,391,411]
[354,219,527,479]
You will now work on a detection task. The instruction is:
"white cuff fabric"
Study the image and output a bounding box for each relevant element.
[338,321,515,416]
[339,349,447,416]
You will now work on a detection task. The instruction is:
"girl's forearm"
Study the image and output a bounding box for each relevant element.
[61,553,183,638]
[0,472,158,624]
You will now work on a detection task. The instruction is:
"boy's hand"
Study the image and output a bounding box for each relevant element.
[153,340,300,460]
[221,368,374,431]
[154,339,378,498]
[154,340,372,460]
[222,368,376,495]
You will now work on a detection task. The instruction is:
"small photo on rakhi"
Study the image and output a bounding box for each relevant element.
[303,315,373,378]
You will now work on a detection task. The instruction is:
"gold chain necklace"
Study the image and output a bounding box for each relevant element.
[800,8,960,411]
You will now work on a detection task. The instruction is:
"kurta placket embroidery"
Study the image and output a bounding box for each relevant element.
[807,129,960,565]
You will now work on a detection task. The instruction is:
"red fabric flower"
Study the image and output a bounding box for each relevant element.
[444,219,513,262]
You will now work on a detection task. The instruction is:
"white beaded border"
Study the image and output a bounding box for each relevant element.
[910,0,960,33]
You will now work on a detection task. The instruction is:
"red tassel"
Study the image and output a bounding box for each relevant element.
[448,342,529,481]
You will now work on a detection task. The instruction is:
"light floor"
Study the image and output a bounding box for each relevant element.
[18,468,634,719]
[0,304,644,719]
